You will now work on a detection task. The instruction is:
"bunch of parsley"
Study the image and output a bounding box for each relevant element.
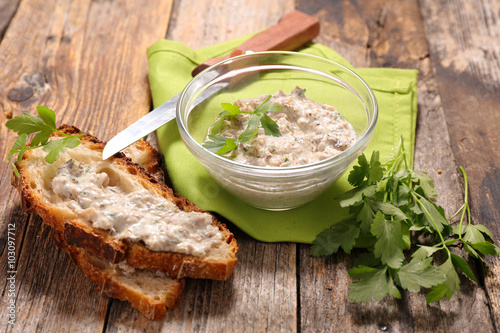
[6,106,83,177]
[311,138,500,303]
[202,95,282,155]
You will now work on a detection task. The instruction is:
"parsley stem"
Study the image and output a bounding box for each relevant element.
[447,203,466,222]
[386,138,407,174]
[24,145,43,151]
[411,191,449,256]
[401,144,409,170]
[457,166,470,241]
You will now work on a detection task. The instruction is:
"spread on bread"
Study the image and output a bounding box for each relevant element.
[52,159,223,256]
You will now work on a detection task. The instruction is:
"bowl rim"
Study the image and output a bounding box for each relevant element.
[176,51,378,175]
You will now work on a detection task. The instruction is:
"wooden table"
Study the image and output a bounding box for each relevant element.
[1,0,499,331]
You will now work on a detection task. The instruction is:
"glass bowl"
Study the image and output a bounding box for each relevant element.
[176,51,378,211]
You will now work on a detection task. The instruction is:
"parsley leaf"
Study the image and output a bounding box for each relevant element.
[221,103,242,115]
[310,218,360,256]
[370,212,405,268]
[238,114,261,143]
[6,112,50,134]
[338,185,377,207]
[412,245,440,260]
[36,105,57,129]
[450,253,476,281]
[6,106,83,176]
[202,134,237,154]
[260,113,281,137]
[354,201,375,233]
[454,224,492,243]
[43,136,82,163]
[426,258,461,303]
[374,201,408,221]
[348,154,370,187]
[348,266,398,302]
[210,111,230,134]
[468,241,500,257]
[8,134,28,177]
[412,192,449,234]
[202,96,283,155]
[411,171,437,197]
[395,257,446,293]
[253,96,282,115]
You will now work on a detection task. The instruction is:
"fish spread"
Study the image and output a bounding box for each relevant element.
[211,87,357,167]
[52,159,222,256]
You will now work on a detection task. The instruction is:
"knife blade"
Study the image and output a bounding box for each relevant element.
[102,10,320,160]
[102,94,178,160]
[102,83,226,159]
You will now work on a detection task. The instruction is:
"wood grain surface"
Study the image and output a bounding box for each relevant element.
[1,0,499,332]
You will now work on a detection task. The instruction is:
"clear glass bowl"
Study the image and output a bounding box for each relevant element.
[176,51,378,211]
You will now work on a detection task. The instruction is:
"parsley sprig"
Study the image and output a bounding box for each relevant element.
[202,96,282,155]
[6,106,83,177]
[311,138,500,303]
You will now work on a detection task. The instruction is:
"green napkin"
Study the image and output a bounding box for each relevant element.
[147,37,418,244]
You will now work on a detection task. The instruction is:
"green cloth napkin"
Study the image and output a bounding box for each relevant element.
[147,36,418,244]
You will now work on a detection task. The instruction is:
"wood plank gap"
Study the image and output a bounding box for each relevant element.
[474,259,500,333]
[165,0,181,39]
[0,0,21,41]
[296,244,302,333]
[101,299,113,333]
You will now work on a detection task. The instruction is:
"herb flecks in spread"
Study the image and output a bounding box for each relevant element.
[311,138,500,303]
[202,87,357,167]
[52,159,223,257]
[6,106,83,177]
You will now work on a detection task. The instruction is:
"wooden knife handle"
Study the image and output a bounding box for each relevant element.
[191,10,320,76]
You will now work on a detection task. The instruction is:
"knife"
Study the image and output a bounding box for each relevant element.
[102,10,320,160]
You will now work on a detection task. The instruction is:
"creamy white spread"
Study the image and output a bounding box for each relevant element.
[213,87,357,167]
[52,160,222,256]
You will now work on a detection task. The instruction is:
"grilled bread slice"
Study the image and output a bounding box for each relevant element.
[48,229,184,320]
[66,243,184,320]
[12,125,238,281]
[12,130,187,319]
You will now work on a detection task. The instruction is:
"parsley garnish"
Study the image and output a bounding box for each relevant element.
[311,137,500,303]
[202,96,282,155]
[6,106,83,177]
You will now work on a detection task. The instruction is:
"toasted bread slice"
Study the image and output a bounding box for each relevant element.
[49,230,184,320]
[12,125,238,280]
[12,130,185,319]
[67,244,184,320]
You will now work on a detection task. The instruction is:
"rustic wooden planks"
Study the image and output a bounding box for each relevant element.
[1,0,499,331]
[0,0,173,331]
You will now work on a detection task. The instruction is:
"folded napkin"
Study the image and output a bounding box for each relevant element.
[147,36,418,244]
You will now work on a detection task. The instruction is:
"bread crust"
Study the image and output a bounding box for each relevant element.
[13,125,238,281]
[49,229,184,320]
[67,245,185,320]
